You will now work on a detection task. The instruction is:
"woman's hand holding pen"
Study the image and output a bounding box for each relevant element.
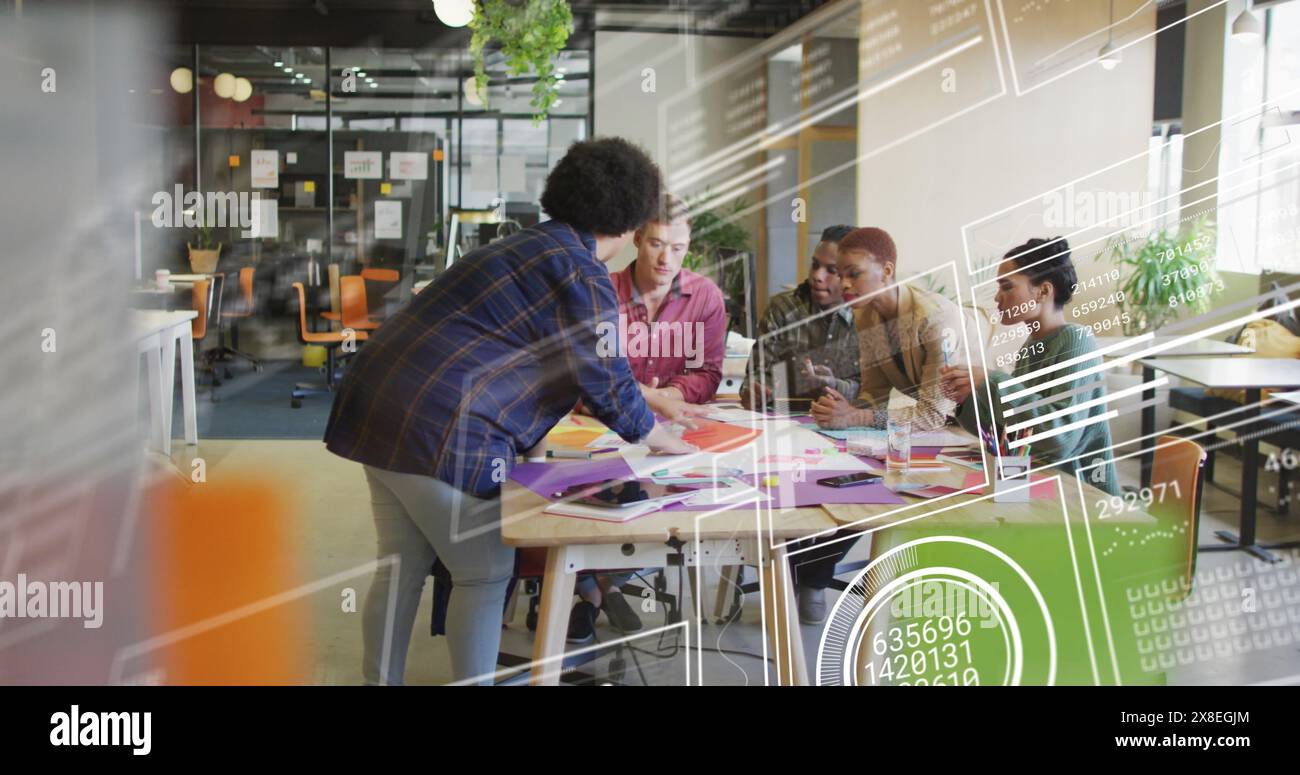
[939,364,983,404]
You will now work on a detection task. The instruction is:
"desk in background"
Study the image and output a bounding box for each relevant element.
[1141,357,1300,562]
[1093,335,1253,488]
[132,309,199,455]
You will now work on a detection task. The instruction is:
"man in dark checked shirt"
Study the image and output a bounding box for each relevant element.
[739,224,862,627]
[324,138,695,685]
[739,224,861,410]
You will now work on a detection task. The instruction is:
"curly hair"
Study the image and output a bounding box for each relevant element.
[1005,236,1077,309]
[837,227,897,266]
[540,137,663,235]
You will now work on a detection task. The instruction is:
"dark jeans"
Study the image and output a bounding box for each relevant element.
[790,531,859,590]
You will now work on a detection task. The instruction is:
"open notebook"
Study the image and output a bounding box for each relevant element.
[543,495,689,523]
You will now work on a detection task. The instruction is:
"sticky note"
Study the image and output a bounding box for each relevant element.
[304,181,316,193]
[433,149,444,161]
[228,155,240,168]
[380,182,392,195]
[762,476,780,487]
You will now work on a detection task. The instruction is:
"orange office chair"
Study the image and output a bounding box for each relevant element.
[339,275,382,332]
[321,268,397,327]
[191,275,224,401]
[1148,435,1208,597]
[290,282,368,408]
[360,267,400,283]
[210,266,262,376]
[360,267,400,322]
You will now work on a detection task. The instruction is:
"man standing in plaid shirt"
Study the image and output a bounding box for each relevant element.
[324,137,695,685]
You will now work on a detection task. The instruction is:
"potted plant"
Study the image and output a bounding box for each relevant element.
[683,196,754,333]
[1106,216,1218,335]
[469,0,574,124]
[187,223,222,274]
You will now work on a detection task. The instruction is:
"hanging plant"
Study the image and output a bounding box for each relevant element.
[468,0,574,124]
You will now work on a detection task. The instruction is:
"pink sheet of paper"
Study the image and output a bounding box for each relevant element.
[962,471,1058,499]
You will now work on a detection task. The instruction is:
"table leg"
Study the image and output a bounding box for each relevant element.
[1202,388,1277,562]
[760,543,809,686]
[178,324,198,446]
[713,564,740,623]
[529,545,576,686]
[160,330,176,457]
[686,565,701,622]
[1140,365,1156,488]
[143,337,164,453]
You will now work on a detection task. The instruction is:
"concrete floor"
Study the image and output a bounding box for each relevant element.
[166,439,1300,686]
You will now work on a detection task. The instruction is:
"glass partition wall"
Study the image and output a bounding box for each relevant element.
[141,42,592,326]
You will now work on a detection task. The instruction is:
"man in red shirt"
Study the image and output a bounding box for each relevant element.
[569,194,728,643]
[606,194,728,407]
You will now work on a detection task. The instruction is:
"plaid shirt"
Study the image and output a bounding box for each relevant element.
[324,219,655,497]
[741,282,860,400]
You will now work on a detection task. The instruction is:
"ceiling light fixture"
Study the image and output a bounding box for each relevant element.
[1097,0,1122,71]
[169,67,193,94]
[463,76,483,106]
[213,72,237,98]
[433,0,474,28]
[1232,1,1263,42]
[233,77,253,102]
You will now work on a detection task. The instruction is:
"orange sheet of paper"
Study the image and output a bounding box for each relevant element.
[682,420,762,453]
[546,428,606,449]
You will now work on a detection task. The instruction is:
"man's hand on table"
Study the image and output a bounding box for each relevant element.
[641,377,709,429]
[812,387,872,429]
[643,423,698,455]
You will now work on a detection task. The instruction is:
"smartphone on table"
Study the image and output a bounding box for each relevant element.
[816,472,884,488]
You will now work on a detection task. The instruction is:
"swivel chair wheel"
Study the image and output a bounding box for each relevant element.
[291,398,302,409]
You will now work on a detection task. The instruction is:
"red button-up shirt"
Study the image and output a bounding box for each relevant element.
[608,261,727,404]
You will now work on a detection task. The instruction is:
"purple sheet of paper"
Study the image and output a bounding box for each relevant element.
[510,458,635,498]
[665,469,904,510]
[510,460,903,510]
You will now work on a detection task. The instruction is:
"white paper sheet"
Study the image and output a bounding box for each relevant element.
[374,200,402,239]
[620,424,872,478]
[389,151,428,180]
[344,151,383,179]
[499,154,526,192]
[243,198,278,239]
[251,149,278,188]
[470,154,497,192]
